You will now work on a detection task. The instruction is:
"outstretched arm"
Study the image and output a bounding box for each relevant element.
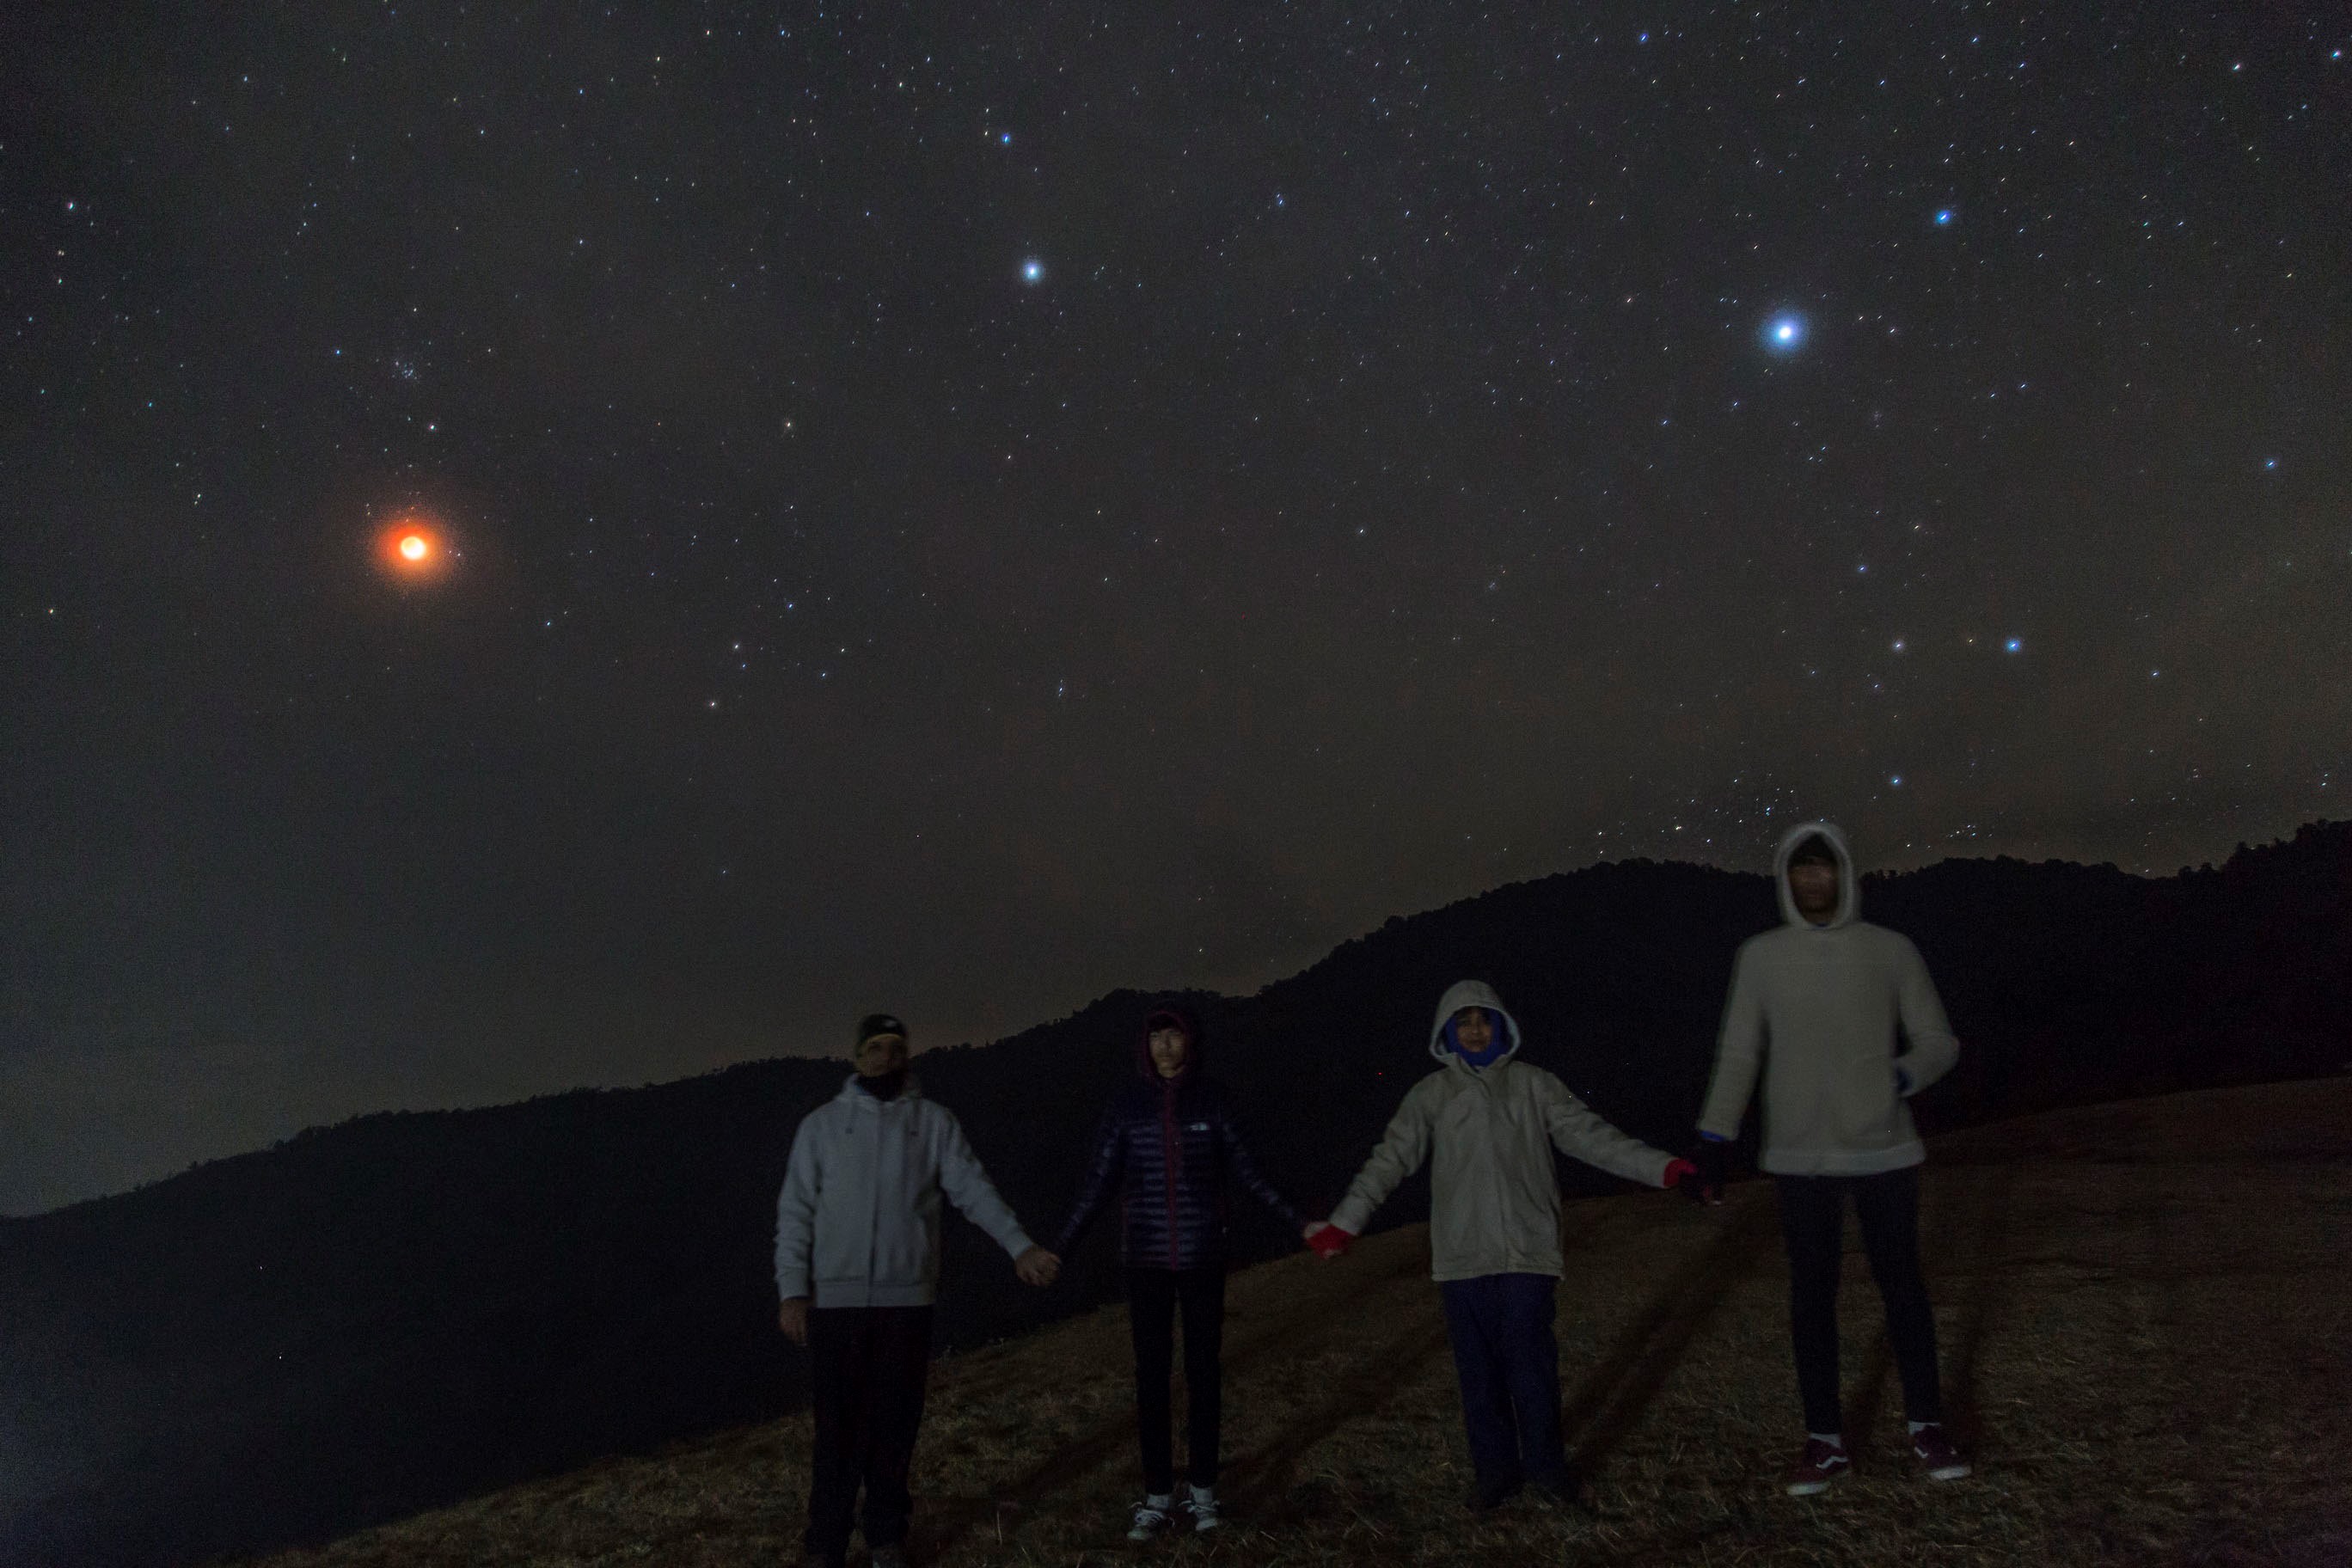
[1217,1098,1308,1234]
[1892,937,1960,1094]
[1050,1109,1127,1254]
[1539,1075,1677,1186]
[935,1109,1039,1260]
[1326,1084,1436,1236]
[1697,946,1766,1141]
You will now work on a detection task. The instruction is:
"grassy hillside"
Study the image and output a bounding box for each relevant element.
[20,827,2352,1566]
[253,1078,2352,1567]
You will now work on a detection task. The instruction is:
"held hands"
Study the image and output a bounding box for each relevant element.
[1307,1221,1354,1261]
[777,1297,811,1345]
[1663,1157,1718,1207]
[1686,1138,1730,1204]
[1014,1246,1061,1288]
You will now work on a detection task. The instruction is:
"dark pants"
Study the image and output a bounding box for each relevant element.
[1439,1272,1567,1496]
[1775,1165,1945,1435]
[1129,1265,1227,1493]
[805,1304,933,1563]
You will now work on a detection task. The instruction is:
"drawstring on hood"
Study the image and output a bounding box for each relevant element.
[1773,820,1860,929]
[1428,980,1522,1071]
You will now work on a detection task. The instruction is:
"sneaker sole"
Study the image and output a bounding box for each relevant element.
[1923,1462,1972,1481]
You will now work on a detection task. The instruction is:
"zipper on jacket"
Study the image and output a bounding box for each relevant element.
[864,1098,884,1288]
[1160,1081,1183,1270]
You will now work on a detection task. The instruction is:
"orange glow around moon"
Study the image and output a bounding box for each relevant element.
[374,516,450,579]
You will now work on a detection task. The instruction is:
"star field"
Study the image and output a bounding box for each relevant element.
[3,1,2349,1211]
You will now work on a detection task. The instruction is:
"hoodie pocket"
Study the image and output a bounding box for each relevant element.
[1830,1068,1904,1149]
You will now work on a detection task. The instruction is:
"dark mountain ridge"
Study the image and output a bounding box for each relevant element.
[5,824,2348,1565]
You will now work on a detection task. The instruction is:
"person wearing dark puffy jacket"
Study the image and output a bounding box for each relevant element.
[1050,1004,1324,1540]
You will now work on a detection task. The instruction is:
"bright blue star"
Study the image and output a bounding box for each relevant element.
[1021,259,1044,284]
[1934,208,1954,226]
[2005,638,2023,653]
[1765,315,1805,352]
[999,132,1013,144]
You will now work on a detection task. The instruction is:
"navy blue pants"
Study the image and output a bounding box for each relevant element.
[1129,1266,1227,1493]
[1439,1272,1567,1496]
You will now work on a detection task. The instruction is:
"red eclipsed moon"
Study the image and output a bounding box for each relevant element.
[375,516,450,579]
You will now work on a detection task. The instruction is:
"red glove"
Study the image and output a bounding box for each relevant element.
[1308,1223,1355,1259]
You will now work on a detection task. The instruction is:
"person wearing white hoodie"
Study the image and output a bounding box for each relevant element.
[1313,980,1703,1511]
[1692,823,1972,1496]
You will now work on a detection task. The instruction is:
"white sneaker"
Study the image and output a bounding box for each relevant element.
[1127,1493,1175,1541]
[1183,1483,1222,1533]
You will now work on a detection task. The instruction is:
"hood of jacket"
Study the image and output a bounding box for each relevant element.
[1136,1002,1203,1084]
[1426,979,1522,1068]
[1773,820,1859,929]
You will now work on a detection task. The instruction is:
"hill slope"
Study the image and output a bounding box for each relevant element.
[256,1078,2352,1568]
[6,824,2350,1565]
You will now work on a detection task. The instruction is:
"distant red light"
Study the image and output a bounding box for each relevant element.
[375,517,450,579]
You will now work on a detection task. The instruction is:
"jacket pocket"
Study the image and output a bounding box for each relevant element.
[812,1204,867,1285]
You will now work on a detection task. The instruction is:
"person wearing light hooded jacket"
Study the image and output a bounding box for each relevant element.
[1313,980,1702,1511]
[773,1014,1060,1568]
[1690,822,1971,1496]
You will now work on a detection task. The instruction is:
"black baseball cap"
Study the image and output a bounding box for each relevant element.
[1787,833,1839,868]
[855,1013,908,1046]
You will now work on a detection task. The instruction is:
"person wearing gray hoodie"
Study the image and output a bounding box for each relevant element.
[774,1014,1060,1568]
[1313,980,1702,1511]
[1692,823,1972,1495]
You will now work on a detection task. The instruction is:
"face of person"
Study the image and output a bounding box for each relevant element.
[854,1031,909,1078]
[1451,1008,1494,1052]
[1787,860,1841,921]
[1148,1026,1190,1079]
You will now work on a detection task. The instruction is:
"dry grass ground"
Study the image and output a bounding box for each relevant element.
[257,1080,2352,1568]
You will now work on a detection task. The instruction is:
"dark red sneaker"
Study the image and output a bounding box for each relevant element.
[1911,1424,1971,1481]
[1785,1437,1851,1496]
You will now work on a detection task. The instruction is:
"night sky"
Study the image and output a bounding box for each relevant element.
[5,3,2348,1215]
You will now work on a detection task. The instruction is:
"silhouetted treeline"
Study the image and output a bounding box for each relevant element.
[3,824,2347,1565]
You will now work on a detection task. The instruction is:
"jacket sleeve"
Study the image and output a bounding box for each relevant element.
[1050,1106,1127,1253]
[1217,1095,1307,1232]
[1892,936,1961,1094]
[1328,1081,1436,1234]
[1538,1072,1676,1185]
[774,1114,824,1301]
[1697,942,1767,1139]
[934,1107,1038,1259]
